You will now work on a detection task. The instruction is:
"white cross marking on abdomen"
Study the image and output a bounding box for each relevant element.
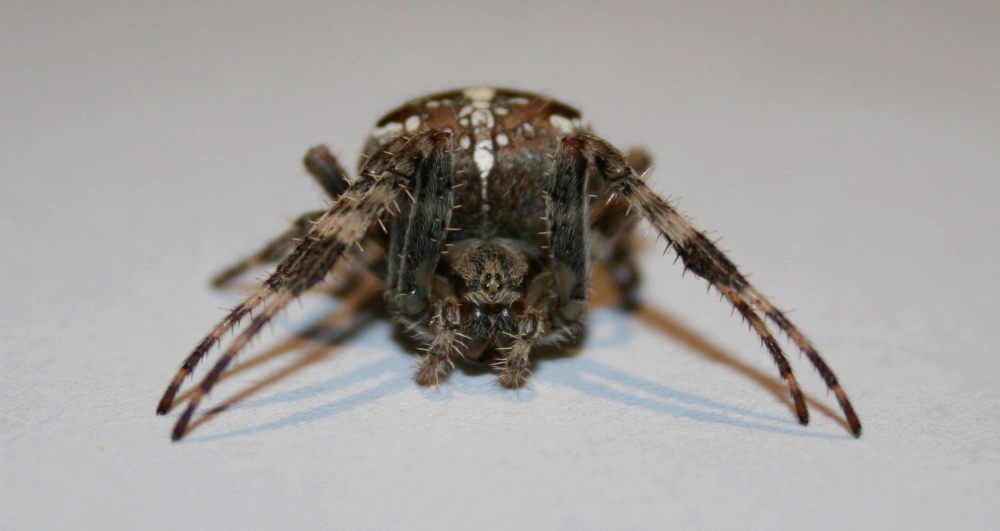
[462,87,497,211]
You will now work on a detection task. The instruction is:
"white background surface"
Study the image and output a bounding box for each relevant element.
[3,1,999,529]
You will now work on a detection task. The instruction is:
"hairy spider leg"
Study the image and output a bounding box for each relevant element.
[414,298,463,386]
[376,132,459,384]
[494,306,548,389]
[156,139,396,418]
[385,135,455,306]
[492,136,594,388]
[576,133,861,437]
[160,131,452,439]
[547,136,592,309]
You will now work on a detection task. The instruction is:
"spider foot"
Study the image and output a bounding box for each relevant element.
[156,386,178,415]
[415,354,452,386]
[495,351,531,389]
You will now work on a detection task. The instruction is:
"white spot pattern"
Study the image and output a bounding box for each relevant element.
[368,88,587,214]
[463,87,496,101]
[372,121,403,140]
[461,87,498,210]
[549,114,574,134]
[473,140,494,180]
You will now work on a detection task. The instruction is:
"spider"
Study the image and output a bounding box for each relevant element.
[156,87,862,440]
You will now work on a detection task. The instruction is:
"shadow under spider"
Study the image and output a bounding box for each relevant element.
[169,267,850,441]
[629,305,850,433]
[169,273,386,436]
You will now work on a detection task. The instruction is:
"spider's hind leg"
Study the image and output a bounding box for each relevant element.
[414,297,463,386]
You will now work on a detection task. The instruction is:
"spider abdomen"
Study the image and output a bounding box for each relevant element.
[366,87,588,237]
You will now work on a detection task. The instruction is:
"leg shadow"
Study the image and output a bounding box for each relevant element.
[187,354,413,442]
[531,306,850,439]
[177,265,850,441]
[632,304,850,433]
[171,274,391,438]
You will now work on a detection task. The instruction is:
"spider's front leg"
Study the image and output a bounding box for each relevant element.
[545,132,593,321]
[494,307,548,388]
[157,131,452,440]
[572,133,862,437]
[492,135,598,388]
[364,128,463,385]
[414,297,464,386]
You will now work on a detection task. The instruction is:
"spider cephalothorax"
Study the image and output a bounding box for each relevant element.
[157,87,862,440]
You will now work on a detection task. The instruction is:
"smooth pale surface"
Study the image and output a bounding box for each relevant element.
[2,2,998,530]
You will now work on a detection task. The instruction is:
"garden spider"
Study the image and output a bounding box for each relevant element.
[156,87,861,440]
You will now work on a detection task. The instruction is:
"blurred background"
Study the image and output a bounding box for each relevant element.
[2,1,998,529]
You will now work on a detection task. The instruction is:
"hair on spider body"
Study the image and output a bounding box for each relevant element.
[156,87,861,440]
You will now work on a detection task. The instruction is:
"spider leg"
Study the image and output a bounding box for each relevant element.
[158,131,451,439]
[155,284,271,416]
[210,209,326,289]
[588,148,652,309]
[488,137,601,388]
[544,136,592,321]
[495,307,548,388]
[415,297,462,386]
[576,133,861,436]
[368,130,459,384]
[385,133,455,314]
[304,144,350,199]
[546,143,655,316]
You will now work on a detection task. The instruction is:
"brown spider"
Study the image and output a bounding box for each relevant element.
[156,87,862,440]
